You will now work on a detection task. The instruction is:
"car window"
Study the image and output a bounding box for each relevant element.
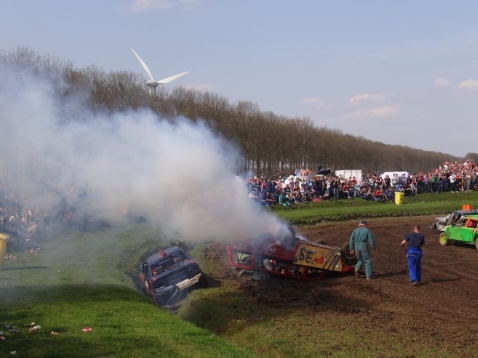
[170,252,187,264]
[450,213,460,224]
[468,220,478,228]
[151,257,174,272]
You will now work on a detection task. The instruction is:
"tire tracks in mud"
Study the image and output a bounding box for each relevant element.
[352,278,478,325]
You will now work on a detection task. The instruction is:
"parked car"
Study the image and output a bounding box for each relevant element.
[439,214,478,250]
[432,209,478,231]
[138,246,206,306]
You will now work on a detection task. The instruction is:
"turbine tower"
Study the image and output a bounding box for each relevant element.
[131,48,188,95]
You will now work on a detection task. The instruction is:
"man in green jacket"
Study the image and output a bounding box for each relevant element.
[349,220,376,279]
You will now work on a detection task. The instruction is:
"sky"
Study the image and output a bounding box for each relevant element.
[1,0,478,157]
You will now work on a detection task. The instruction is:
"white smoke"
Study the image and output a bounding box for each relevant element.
[0,65,284,243]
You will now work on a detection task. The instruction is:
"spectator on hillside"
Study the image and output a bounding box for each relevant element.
[465,172,472,192]
[279,190,290,206]
[449,173,457,193]
[359,187,372,201]
[341,182,352,199]
[423,174,430,193]
[276,178,283,191]
[383,175,391,190]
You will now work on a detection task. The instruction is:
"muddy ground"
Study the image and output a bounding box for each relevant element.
[198,216,478,357]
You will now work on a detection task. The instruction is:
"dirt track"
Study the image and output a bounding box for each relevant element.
[201,216,478,357]
[297,217,478,351]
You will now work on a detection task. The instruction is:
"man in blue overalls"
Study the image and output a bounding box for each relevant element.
[349,220,376,279]
[401,225,425,286]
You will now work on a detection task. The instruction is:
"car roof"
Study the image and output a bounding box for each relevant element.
[454,209,478,215]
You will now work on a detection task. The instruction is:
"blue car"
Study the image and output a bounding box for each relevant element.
[139,246,206,306]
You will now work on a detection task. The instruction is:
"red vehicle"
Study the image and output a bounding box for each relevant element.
[227,231,356,280]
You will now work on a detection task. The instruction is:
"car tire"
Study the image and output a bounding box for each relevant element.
[341,241,357,266]
[439,232,449,246]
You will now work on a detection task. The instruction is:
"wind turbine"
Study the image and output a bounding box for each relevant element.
[131,48,188,95]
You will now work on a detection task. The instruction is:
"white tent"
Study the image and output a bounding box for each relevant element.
[335,169,363,184]
[380,171,409,179]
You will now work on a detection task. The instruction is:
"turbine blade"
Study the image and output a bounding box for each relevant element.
[157,71,189,84]
[131,48,155,81]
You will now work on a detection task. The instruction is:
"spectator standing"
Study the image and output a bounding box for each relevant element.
[332,178,339,200]
[349,220,376,279]
[449,173,456,192]
[276,178,283,191]
[401,225,425,286]
[430,173,437,193]
[423,174,430,193]
[465,172,472,193]
[383,175,391,190]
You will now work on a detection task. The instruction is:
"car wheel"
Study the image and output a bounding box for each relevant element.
[341,241,357,266]
[439,232,449,246]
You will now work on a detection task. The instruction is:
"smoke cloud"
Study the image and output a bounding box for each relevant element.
[0,65,284,243]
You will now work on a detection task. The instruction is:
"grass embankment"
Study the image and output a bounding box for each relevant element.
[0,191,476,357]
[273,191,478,224]
[0,226,254,358]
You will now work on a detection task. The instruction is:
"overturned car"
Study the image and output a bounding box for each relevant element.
[139,246,207,306]
[227,228,356,280]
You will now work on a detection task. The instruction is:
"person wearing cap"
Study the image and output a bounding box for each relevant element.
[349,220,376,279]
[401,225,425,286]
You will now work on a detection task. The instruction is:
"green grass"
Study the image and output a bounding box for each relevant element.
[0,225,255,358]
[272,191,478,224]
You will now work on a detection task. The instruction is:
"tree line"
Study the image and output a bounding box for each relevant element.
[1,47,472,177]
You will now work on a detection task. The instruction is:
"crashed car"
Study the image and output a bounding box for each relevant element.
[138,246,206,306]
[432,209,478,231]
[439,214,478,250]
[227,226,356,281]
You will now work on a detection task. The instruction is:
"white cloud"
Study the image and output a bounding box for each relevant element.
[124,0,194,12]
[457,79,478,90]
[342,105,399,120]
[298,97,328,110]
[184,83,220,92]
[433,77,452,87]
[348,92,391,105]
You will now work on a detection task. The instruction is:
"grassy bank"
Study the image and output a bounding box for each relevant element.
[0,226,254,358]
[272,191,478,224]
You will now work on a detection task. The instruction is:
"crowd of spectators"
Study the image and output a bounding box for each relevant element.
[2,159,477,240]
[0,181,82,248]
[246,159,478,207]
[0,183,41,247]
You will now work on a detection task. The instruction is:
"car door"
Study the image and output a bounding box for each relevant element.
[458,220,474,244]
[447,224,465,242]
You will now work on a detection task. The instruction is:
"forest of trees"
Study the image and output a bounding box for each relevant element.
[1,47,474,178]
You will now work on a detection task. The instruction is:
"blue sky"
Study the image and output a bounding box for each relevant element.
[1,0,478,157]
